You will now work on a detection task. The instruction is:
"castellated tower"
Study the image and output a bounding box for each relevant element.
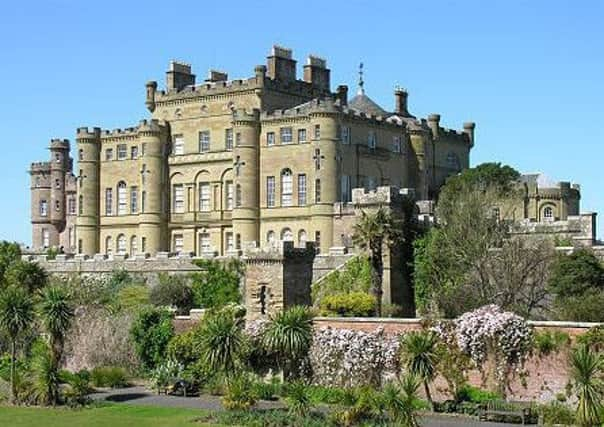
[75,128,101,255]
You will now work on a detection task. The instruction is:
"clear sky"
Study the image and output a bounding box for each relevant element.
[1,0,603,244]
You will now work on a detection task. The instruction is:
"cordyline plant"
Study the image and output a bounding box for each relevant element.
[570,344,604,427]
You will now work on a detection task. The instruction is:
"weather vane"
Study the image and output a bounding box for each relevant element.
[358,62,365,95]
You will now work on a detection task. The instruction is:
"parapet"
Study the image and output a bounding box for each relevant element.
[351,186,406,206]
[243,240,315,262]
[30,161,51,173]
[76,127,101,141]
[49,138,70,150]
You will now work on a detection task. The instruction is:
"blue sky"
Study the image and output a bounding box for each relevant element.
[1,0,603,244]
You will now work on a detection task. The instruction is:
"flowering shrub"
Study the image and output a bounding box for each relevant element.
[308,327,399,388]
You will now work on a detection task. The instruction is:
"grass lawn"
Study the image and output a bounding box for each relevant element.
[0,404,222,427]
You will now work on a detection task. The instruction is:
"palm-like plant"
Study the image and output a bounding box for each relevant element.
[30,342,60,406]
[352,208,400,316]
[38,286,74,405]
[0,286,34,404]
[399,373,421,427]
[571,344,604,427]
[198,313,247,375]
[400,330,439,411]
[261,306,313,379]
[5,260,48,294]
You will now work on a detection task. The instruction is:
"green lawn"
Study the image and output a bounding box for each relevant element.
[0,404,221,427]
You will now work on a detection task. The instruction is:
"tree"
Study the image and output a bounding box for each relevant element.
[149,274,193,315]
[130,307,174,371]
[4,260,48,294]
[38,286,74,405]
[0,286,34,404]
[353,208,400,316]
[261,306,313,379]
[0,241,21,285]
[570,345,603,426]
[190,259,242,309]
[400,330,439,411]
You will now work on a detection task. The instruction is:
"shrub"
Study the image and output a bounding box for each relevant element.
[198,311,247,375]
[534,330,570,356]
[283,381,311,417]
[90,366,128,388]
[149,274,194,315]
[319,292,376,317]
[190,259,242,309]
[539,401,576,426]
[150,359,183,394]
[130,307,174,372]
[311,255,371,305]
[166,329,199,368]
[382,303,405,318]
[63,370,92,407]
[222,374,257,411]
[251,376,281,401]
[456,384,500,403]
[576,324,604,352]
[306,385,351,405]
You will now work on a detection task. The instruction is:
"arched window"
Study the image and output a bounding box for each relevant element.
[267,230,275,244]
[117,234,126,255]
[281,169,293,206]
[105,236,113,255]
[281,228,293,242]
[130,235,138,255]
[79,149,84,161]
[298,230,307,247]
[543,206,554,221]
[117,181,127,215]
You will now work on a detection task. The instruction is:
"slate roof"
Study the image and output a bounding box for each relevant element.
[348,93,389,117]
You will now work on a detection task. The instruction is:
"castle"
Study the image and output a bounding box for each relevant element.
[29,45,475,257]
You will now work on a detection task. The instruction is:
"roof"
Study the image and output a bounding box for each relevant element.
[348,93,389,117]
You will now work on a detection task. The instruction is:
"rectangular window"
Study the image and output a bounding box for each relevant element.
[225,128,233,151]
[55,200,60,212]
[141,143,146,156]
[199,183,210,211]
[39,200,48,217]
[314,124,321,139]
[392,136,401,153]
[105,188,113,215]
[141,191,146,213]
[117,144,127,160]
[173,234,184,254]
[315,231,321,254]
[280,127,293,144]
[342,126,351,144]
[78,195,83,215]
[68,197,76,215]
[315,179,321,203]
[267,132,275,146]
[105,148,113,161]
[298,128,307,143]
[173,135,184,155]
[236,185,242,207]
[226,181,233,210]
[199,130,210,152]
[130,186,138,213]
[341,175,351,202]
[267,176,276,207]
[236,132,241,146]
[42,229,50,248]
[141,237,146,253]
[131,146,138,159]
[173,184,184,213]
[118,185,127,215]
[298,174,307,206]
[226,232,234,252]
[199,233,211,253]
[368,130,377,149]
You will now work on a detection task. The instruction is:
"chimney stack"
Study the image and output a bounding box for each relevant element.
[427,114,441,138]
[266,45,296,82]
[394,88,411,116]
[336,85,348,106]
[303,55,330,92]
[166,61,195,91]
[205,70,228,82]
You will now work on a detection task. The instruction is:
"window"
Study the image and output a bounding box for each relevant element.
[105,149,113,161]
[39,200,48,216]
[173,234,184,253]
[314,124,321,139]
[392,136,401,153]
[68,227,74,247]
[543,206,554,221]
[105,236,113,255]
[68,197,76,215]
[117,182,127,215]
[173,184,184,213]
[130,186,138,213]
[199,183,210,211]
[368,130,377,149]
[281,228,293,242]
[78,195,83,215]
[341,175,351,202]
[267,230,276,244]
[55,179,60,189]
[199,131,210,152]
[281,169,293,207]
[267,132,275,146]
[131,146,138,159]
[117,144,127,160]
[141,191,146,213]
[315,179,321,203]
[199,233,210,254]
[341,126,351,144]
[55,153,61,163]
[236,132,241,146]
[298,174,307,206]
[235,184,242,207]
[78,239,82,254]
[225,181,234,210]
[225,232,234,252]
[225,129,233,151]
[55,200,60,212]
[315,231,321,254]
[298,128,307,143]
[117,234,126,255]
[493,207,501,222]
[266,176,275,207]
[79,149,84,161]
[236,234,241,250]
[42,229,50,248]
[141,237,146,253]
[280,127,292,144]
[141,143,146,156]
[298,230,307,247]
[105,188,113,215]
[173,135,184,155]
[130,236,138,254]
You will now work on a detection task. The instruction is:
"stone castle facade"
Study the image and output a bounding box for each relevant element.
[29,45,475,257]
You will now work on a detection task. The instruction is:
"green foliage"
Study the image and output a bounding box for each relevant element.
[38,286,74,347]
[116,284,151,312]
[130,307,174,372]
[306,384,352,405]
[400,330,439,408]
[549,249,604,298]
[250,376,281,401]
[222,373,257,411]
[90,366,128,388]
[29,341,60,406]
[0,241,21,285]
[555,289,604,322]
[283,381,311,418]
[381,377,421,427]
[200,409,328,427]
[577,325,604,352]
[166,329,199,368]
[198,311,247,375]
[45,247,59,261]
[149,274,193,315]
[570,345,604,426]
[319,292,376,317]
[539,401,576,426]
[190,259,242,309]
[456,384,501,403]
[62,370,92,407]
[5,260,48,294]
[150,359,183,394]
[534,330,571,356]
[311,256,371,305]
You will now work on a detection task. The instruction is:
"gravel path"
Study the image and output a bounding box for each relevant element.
[91,386,520,427]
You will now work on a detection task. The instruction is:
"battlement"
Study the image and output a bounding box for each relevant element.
[29,161,51,173]
[351,186,408,206]
[91,119,167,141]
[169,60,192,74]
[243,240,316,262]
[49,139,70,149]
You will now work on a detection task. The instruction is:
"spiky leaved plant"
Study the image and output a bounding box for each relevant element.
[571,344,603,427]
[400,330,439,411]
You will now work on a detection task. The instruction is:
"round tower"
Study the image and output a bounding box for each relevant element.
[49,139,70,228]
[309,112,338,253]
[232,109,260,248]
[137,119,166,254]
[29,161,53,250]
[75,127,101,255]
